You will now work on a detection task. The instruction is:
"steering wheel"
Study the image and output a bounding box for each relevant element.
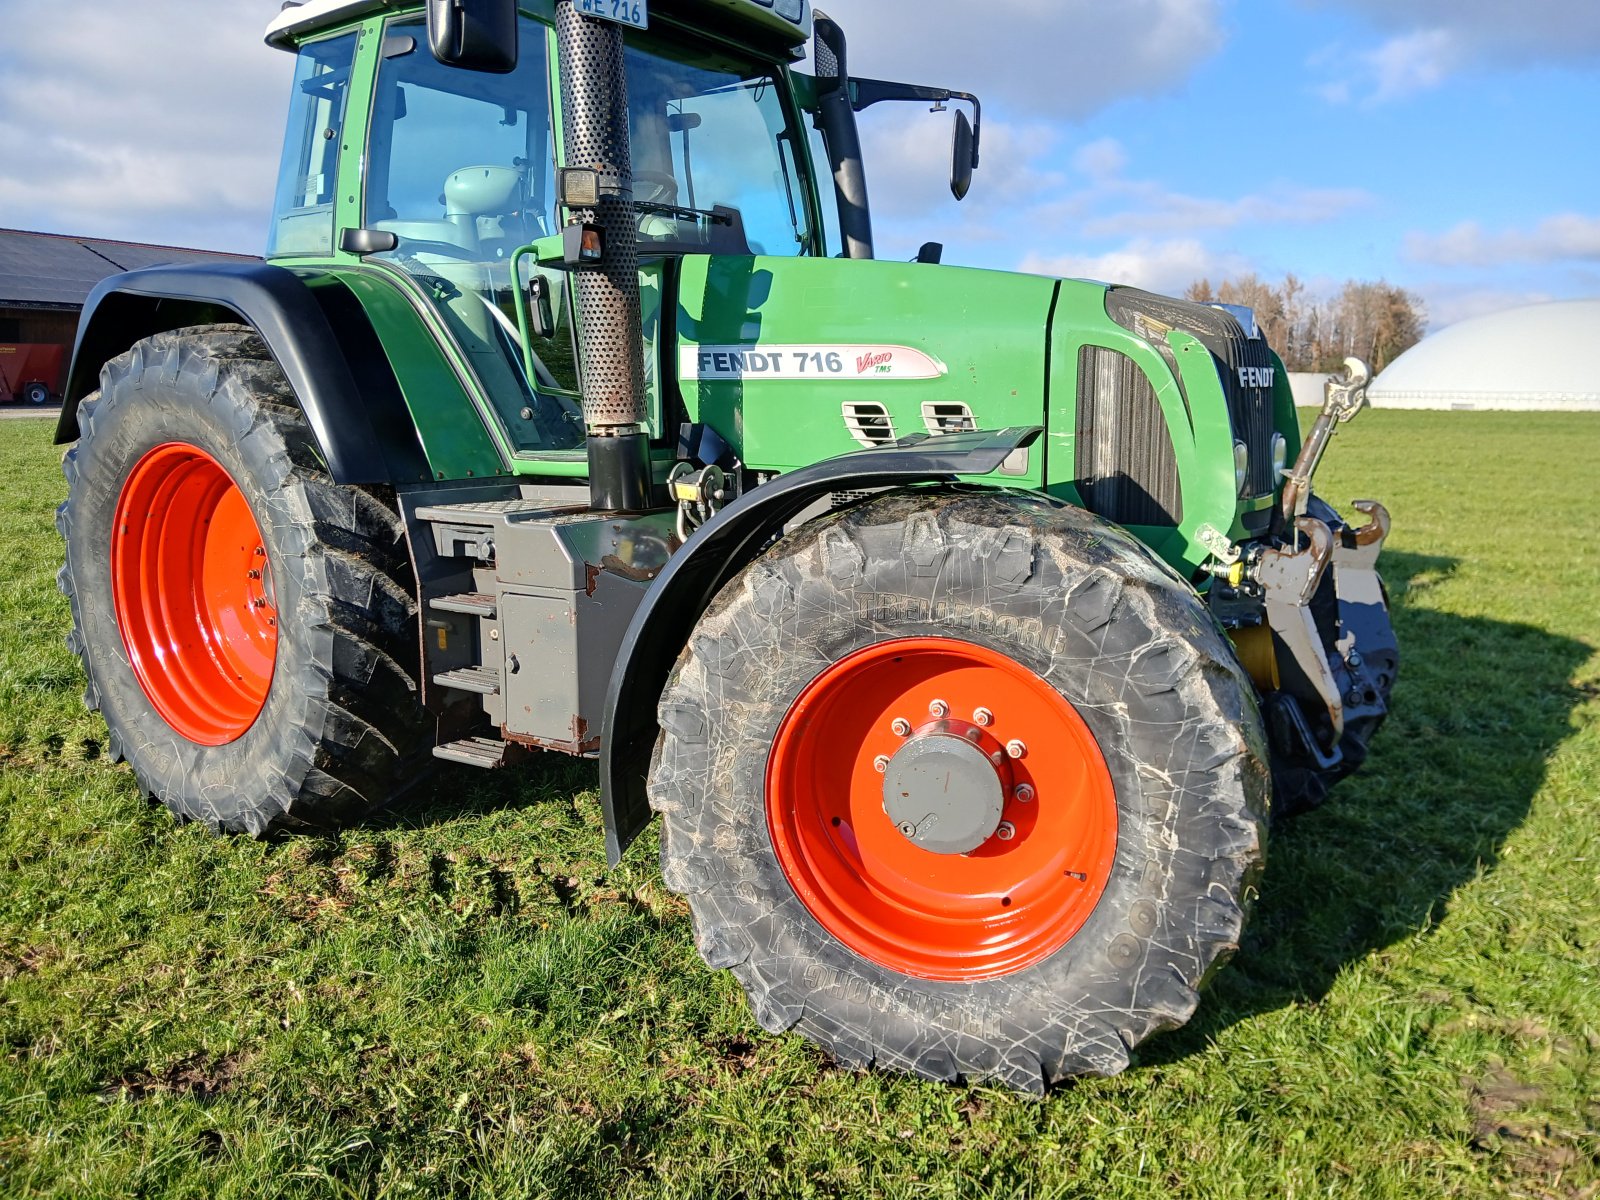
[633,170,679,207]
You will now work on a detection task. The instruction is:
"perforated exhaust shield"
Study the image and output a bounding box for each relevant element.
[554,2,646,433]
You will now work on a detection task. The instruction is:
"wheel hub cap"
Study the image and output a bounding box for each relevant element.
[882,721,1006,855]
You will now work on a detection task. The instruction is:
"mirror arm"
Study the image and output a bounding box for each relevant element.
[849,79,981,168]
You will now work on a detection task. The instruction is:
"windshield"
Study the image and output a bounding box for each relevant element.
[626,41,814,256]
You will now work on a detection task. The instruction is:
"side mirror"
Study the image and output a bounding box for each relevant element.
[426,0,518,73]
[528,275,556,340]
[950,110,975,201]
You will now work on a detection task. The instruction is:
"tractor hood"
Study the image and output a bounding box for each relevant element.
[673,255,1064,482]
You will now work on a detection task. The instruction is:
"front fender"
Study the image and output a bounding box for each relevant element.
[56,262,429,486]
[598,425,1042,864]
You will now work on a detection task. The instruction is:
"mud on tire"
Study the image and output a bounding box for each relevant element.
[648,490,1270,1093]
[56,325,429,833]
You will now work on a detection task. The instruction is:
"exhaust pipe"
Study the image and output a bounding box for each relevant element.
[554,0,652,511]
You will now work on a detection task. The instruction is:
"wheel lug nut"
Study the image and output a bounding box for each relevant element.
[1006,740,1027,759]
[996,821,1016,841]
[873,755,891,773]
[990,751,1004,766]
[890,718,912,738]
[928,699,949,719]
[1014,784,1035,804]
[974,707,993,727]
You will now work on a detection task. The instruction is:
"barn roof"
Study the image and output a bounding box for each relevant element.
[0,228,257,311]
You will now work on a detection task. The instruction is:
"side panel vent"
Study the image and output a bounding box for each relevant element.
[1075,346,1183,528]
[922,402,977,435]
[843,402,896,447]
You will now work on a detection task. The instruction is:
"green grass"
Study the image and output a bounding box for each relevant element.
[3,411,1598,1198]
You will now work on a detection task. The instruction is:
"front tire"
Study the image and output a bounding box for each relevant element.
[649,491,1269,1092]
[57,325,429,833]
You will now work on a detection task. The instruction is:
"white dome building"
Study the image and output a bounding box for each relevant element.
[1366,299,1600,412]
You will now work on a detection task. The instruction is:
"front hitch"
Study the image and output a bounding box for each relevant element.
[1232,358,1397,766]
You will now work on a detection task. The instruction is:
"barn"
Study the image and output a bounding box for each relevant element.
[0,228,254,404]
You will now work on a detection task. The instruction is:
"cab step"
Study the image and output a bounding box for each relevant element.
[433,665,501,696]
[433,737,512,769]
[429,592,497,618]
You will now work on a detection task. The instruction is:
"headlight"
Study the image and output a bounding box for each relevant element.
[1271,433,1288,480]
[1234,441,1249,496]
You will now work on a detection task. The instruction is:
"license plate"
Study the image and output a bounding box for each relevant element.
[572,0,648,30]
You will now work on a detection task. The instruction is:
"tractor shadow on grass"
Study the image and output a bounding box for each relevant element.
[1141,547,1594,1066]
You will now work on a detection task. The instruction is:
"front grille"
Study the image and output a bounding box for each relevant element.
[1105,288,1280,498]
[1074,346,1182,527]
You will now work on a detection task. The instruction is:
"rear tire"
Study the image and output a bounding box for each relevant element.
[24,381,51,406]
[56,325,429,834]
[649,491,1268,1092]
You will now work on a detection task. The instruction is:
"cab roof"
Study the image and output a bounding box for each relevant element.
[265,0,811,53]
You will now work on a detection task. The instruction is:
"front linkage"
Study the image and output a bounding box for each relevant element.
[1209,359,1398,814]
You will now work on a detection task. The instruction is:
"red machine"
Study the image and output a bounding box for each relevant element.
[0,344,66,405]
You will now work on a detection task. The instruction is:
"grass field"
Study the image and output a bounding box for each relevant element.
[2,410,1597,1198]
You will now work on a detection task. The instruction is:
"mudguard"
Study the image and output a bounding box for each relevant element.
[55,261,428,486]
[598,425,1043,864]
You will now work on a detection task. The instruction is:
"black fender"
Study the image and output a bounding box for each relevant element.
[55,261,428,485]
[598,425,1043,864]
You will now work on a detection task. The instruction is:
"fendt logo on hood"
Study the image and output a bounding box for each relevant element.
[1237,366,1276,390]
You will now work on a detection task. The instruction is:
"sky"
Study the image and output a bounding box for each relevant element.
[0,0,1596,331]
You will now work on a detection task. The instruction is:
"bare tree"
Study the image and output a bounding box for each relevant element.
[1183,273,1426,372]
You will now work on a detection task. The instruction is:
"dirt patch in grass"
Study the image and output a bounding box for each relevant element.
[0,942,60,981]
[1468,1066,1599,1198]
[100,1053,243,1104]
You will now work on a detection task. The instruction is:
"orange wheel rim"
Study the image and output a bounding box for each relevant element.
[766,638,1118,982]
[110,443,278,745]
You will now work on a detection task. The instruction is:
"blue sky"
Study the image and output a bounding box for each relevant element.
[1,0,1595,330]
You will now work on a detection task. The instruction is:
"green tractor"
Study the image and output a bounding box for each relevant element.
[54,0,1396,1092]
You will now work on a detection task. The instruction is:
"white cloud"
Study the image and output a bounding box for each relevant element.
[1019,239,1253,295]
[1313,0,1600,103]
[1320,1,1600,64]
[810,0,1226,119]
[1417,285,1559,330]
[1362,29,1462,103]
[0,0,289,250]
[1405,214,1600,267]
